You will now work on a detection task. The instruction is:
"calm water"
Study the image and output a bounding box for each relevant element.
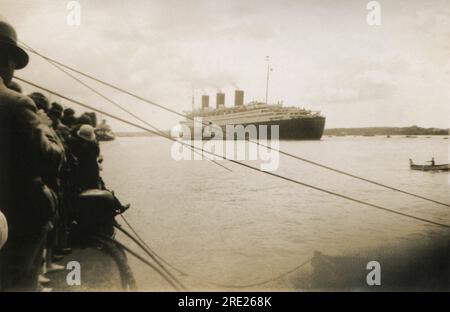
[100,136,449,290]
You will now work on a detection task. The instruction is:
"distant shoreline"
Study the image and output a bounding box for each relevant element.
[324,126,449,136]
[116,126,449,138]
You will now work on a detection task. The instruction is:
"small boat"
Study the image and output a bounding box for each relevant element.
[95,120,116,141]
[409,159,449,171]
[95,129,116,141]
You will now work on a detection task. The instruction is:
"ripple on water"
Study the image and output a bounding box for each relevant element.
[101,136,449,290]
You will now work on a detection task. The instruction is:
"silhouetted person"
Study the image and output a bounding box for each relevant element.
[83,112,97,127]
[48,102,63,127]
[70,113,93,136]
[47,102,70,140]
[67,125,101,191]
[28,92,50,113]
[61,108,76,128]
[0,20,64,291]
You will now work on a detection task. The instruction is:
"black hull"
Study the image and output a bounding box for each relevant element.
[187,116,326,140]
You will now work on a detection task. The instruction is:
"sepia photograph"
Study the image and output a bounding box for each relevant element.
[0,0,449,304]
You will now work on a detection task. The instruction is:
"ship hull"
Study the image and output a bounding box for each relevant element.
[187,116,326,140]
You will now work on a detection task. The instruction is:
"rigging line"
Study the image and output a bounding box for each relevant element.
[228,159,450,229]
[21,46,447,287]
[119,214,313,289]
[119,214,188,276]
[31,48,309,290]
[20,43,232,173]
[14,77,235,174]
[14,77,196,141]
[94,234,183,291]
[120,213,313,289]
[20,44,335,288]
[19,43,189,120]
[120,215,313,289]
[268,149,450,208]
[15,76,450,230]
[19,45,450,208]
[114,224,186,289]
[207,257,313,289]
[114,222,188,290]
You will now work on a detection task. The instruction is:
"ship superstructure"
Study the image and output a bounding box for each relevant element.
[181,90,326,140]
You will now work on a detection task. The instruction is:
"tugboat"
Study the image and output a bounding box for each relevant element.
[95,119,116,141]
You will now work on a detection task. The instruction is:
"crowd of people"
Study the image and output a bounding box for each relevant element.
[0,20,126,291]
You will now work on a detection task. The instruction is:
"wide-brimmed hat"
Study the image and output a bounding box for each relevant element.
[77,125,97,142]
[0,21,29,69]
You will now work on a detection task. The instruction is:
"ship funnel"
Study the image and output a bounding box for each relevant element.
[201,95,209,109]
[234,90,244,106]
[216,92,225,108]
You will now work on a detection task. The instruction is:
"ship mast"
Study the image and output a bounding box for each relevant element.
[265,56,272,104]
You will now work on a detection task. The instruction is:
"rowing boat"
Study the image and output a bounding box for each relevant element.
[409,159,449,171]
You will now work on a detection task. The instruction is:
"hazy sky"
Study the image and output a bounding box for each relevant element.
[1,0,449,130]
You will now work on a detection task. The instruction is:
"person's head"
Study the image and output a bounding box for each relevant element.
[7,80,22,93]
[77,124,97,142]
[77,114,93,126]
[49,102,63,117]
[61,108,77,127]
[48,102,64,126]
[83,112,97,127]
[0,21,29,84]
[29,92,50,112]
[63,108,75,117]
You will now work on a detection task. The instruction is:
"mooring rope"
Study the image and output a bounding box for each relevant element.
[119,214,188,276]
[91,235,137,290]
[25,54,310,290]
[15,45,450,289]
[20,42,232,173]
[14,77,450,230]
[94,234,183,291]
[19,44,450,208]
[114,221,188,290]
[14,76,234,175]
[117,215,314,289]
[206,257,313,289]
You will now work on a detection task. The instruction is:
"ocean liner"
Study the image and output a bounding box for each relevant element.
[181,90,326,140]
